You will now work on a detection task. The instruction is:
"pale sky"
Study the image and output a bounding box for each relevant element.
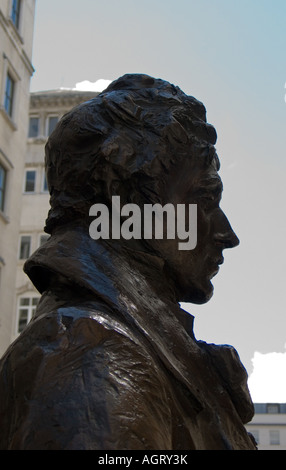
[30,0,286,403]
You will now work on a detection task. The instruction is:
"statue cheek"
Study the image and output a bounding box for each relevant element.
[195,206,212,246]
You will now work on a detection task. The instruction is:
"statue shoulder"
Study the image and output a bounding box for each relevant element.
[198,341,254,424]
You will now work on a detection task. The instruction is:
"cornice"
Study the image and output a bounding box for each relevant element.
[30,90,99,110]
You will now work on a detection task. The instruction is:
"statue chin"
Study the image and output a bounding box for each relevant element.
[179,281,214,305]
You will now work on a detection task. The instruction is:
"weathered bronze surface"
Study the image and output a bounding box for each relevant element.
[0,74,256,450]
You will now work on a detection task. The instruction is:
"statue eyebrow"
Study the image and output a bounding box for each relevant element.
[192,177,223,200]
[197,176,223,191]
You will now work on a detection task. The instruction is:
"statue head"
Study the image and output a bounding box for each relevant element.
[44,73,239,304]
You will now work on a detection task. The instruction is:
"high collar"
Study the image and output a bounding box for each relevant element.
[25,226,195,335]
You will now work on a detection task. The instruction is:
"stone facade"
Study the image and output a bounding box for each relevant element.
[0,0,36,356]
[246,403,286,450]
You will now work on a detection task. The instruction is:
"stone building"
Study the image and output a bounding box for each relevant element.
[246,403,286,450]
[11,88,98,345]
[0,0,36,356]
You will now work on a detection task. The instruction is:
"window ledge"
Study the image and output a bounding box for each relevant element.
[27,136,47,144]
[0,210,10,224]
[7,18,24,45]
[0,106,17,131]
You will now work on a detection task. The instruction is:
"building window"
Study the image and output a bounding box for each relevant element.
[0,163,7,212]
[4,73,15,117]
[39,234,49,247]
[269,430,280,445]
[267,404,280,414]
[11,0,21,29]
[24,170,36,192]
[17,296,39,333]
[42,172,48,192]
[251,430,259,445]
[47,116,58,136]
[28,116,39,138]
[19,235,31,260]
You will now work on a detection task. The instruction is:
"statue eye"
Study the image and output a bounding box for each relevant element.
[198,194,220,210]
[199,194,215,202]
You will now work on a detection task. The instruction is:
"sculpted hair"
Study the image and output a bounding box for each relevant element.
[44,73,219,234]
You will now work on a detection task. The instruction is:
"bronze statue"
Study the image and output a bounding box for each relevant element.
[0,74,256,450]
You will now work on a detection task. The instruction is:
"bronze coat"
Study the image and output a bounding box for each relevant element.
[0,229,256,450]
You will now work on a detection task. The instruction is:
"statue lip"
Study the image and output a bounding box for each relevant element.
[210,266,220,279]
[209,256,224,279]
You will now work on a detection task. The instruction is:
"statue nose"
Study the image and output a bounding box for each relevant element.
[214,230,240,249]
[213,209,240,249]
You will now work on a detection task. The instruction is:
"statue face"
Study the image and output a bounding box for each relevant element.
[45,75,238,306]
[146,152,239,304]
